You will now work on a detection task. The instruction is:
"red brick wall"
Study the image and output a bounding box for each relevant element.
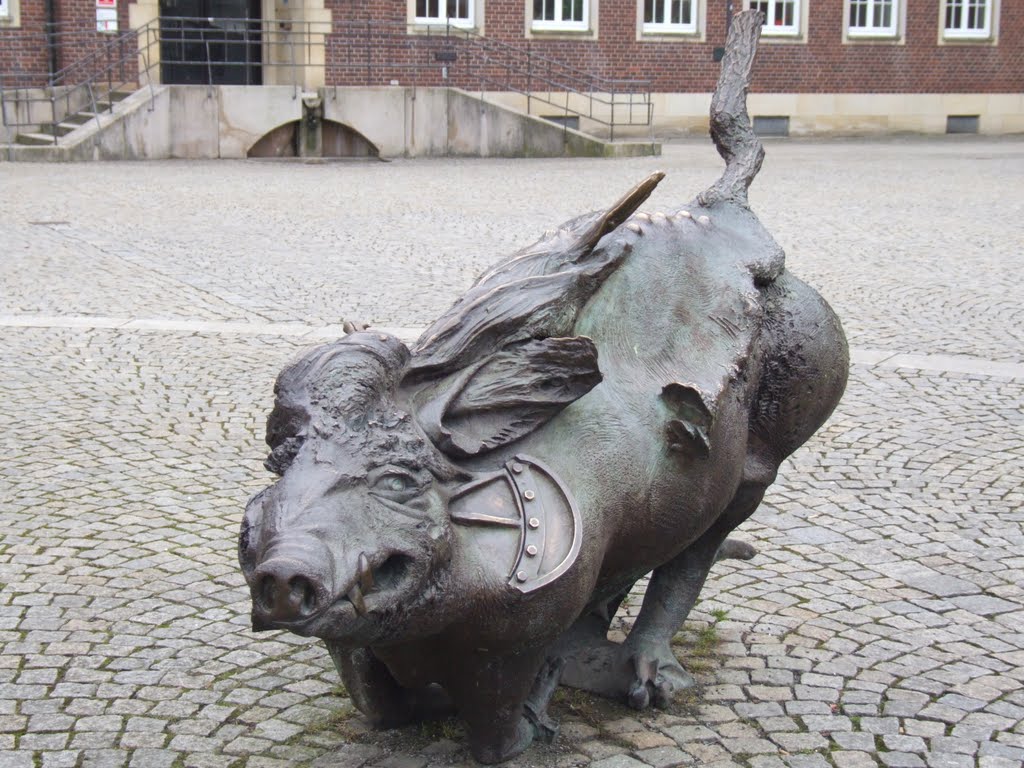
[3,0,1021,92]
[1,0,133,85]
[321,0,1023,93]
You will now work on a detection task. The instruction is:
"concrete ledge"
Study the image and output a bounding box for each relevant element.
[2,85,660,161]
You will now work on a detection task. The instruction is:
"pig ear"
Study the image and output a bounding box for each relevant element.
[416,337,601,458]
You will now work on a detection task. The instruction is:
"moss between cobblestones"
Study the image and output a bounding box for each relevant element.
[301,704,360,738]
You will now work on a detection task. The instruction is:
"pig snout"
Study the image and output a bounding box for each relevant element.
[247,528,338,630]
[250,555,329,628]
[248,533,389,631]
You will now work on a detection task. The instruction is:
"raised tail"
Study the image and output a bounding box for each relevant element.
[698,10,765,209]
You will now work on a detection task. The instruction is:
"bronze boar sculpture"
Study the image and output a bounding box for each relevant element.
[239,11,848,764]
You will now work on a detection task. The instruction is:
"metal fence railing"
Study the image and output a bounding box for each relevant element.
[1,17,653,145]
[326,20,653,140]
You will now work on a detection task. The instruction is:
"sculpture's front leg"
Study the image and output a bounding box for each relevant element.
[325,644,453,727]
[446,648,551,764]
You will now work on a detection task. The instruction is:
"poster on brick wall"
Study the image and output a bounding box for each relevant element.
[96,0,117,32]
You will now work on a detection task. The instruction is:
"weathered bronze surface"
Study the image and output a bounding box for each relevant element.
[239,11,848,763]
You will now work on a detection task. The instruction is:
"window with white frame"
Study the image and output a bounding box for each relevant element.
[848,0,897,36]
[943,0,992,39]
[415,0,473,27]
[643,0,696,34]
[0,0,10,18]
[532,0,589,31]
[749,0,800,35]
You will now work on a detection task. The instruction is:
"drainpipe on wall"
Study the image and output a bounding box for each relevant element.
[45,0,59,84]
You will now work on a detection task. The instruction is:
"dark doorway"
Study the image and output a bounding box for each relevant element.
[160,0,262,85]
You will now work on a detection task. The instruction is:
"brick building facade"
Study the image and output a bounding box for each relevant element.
[2,0,1022,134]
[325,0,1022,94]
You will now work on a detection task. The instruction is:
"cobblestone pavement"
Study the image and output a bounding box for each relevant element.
[0,138,1022,768]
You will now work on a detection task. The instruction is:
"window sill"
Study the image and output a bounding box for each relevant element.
[411,19,475,29]
[847,29,899,38]
[531,23,590,33]
[758,31,805,43]
[641,24,699,36]
[942,31,993,42]
[845,30,901,43]
[408,20,479,36]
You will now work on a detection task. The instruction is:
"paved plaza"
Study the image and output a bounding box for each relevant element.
[1,138,1022,768]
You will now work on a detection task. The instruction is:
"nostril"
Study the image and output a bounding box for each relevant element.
[257,574,278,614]
[290,576,318,617]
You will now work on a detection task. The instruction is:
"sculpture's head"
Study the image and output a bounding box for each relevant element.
[239,332,467,647]
[239,330,602,647]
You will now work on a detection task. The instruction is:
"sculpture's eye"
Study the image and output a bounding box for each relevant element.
[368,465,428,506]
[384,474,409,493]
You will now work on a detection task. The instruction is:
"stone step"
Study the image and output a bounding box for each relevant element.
[62,112,94,126]
[16,132,57,146]
[55,122,84,136]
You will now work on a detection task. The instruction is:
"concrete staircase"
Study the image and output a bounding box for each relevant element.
[12,89,136,148]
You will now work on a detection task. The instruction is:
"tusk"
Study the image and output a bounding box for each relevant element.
[347,583,367,615]
[358,552,375,593]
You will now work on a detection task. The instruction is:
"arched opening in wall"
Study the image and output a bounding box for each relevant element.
[321,121,379,158]
[247,121,298,158]
[246,120,380,158]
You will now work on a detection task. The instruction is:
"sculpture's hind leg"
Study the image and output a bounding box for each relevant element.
[621,477,768,710]
[553,540,755,702]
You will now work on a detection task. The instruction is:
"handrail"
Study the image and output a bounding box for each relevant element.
[327,18,653,137]
[1,21,161,144]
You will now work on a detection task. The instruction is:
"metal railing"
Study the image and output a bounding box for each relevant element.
[1,23,160,144]
[2,16,652,144]
[326,20,653,140]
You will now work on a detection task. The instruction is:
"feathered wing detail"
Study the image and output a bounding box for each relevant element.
[406,173,664,382]
[415,337,602,458]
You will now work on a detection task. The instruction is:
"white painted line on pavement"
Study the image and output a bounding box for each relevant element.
[1,314,1021,378]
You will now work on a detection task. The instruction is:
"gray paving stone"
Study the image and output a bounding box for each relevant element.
[881,735,927,753]
[632,746,694,768]
[977,758,1022,768]
[784,756,831,768]
[662,725,718,743]
[832,732,878,751]
[590,756,649,768]
[126,750,181,768]
[831,753,878,768]
[310,744,384,768]
[859,717,900,735]
[877,754,925,768]
[39,752,81,768]
[924,755,973,768]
